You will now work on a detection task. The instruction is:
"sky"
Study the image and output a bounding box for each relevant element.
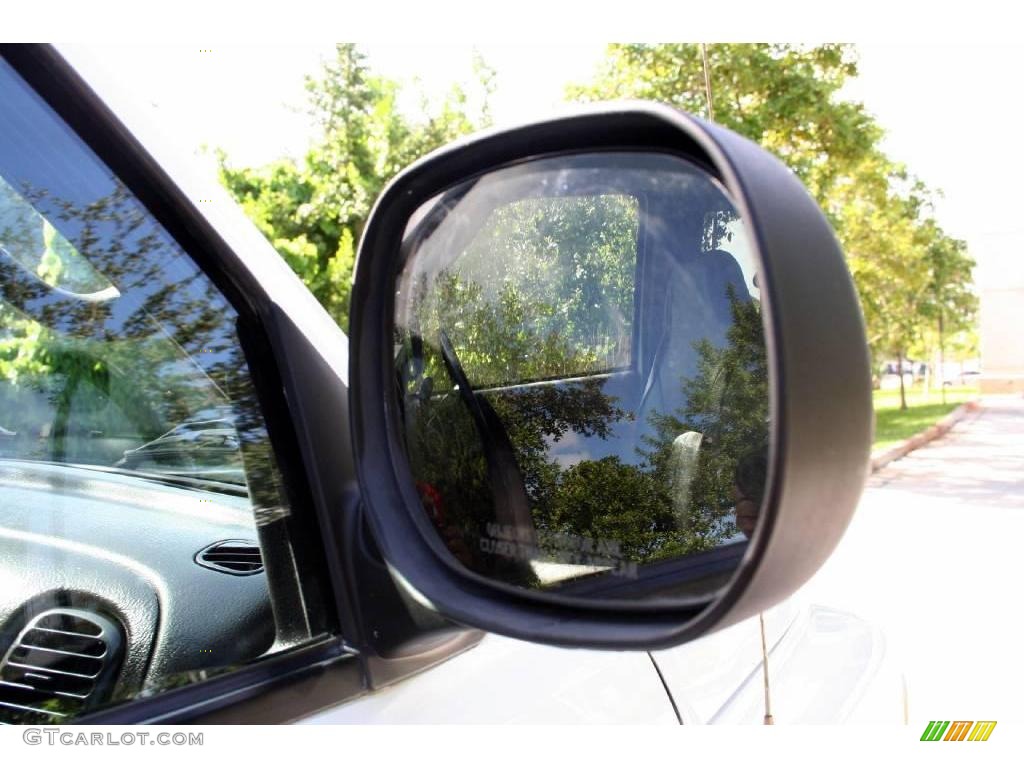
[59,43,1024,292]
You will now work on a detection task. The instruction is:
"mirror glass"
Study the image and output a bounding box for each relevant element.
[393,152,769,604]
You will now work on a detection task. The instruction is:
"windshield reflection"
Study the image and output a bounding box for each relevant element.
[0,166,267,496]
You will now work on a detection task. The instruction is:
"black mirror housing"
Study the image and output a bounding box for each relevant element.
[349,101,872,650]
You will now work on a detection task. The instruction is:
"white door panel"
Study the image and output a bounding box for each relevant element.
[653,600,902,724]
[706,604,902,724]
[651,598,799,724]
[300,634,676,724]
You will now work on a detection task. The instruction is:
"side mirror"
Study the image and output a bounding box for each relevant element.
[349,101,872,650]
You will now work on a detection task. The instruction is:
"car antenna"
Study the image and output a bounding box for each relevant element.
[700,43,715,122]
[759,611,774,725]
[702,41,774,725]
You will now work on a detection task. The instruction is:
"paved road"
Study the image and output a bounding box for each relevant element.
[798,396,1024,726]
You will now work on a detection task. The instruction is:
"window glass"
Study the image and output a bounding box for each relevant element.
[0,60,321,724]
[423,193,639,387]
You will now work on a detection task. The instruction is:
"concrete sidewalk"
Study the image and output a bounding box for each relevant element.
[869,397,1024,505]
[798,396,1024,727]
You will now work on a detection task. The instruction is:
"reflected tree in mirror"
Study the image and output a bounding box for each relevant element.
[394,153,770,602]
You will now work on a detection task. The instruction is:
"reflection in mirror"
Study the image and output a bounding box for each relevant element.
[393,153,769,605]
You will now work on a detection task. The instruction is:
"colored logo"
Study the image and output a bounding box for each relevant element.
[920,720,997,741]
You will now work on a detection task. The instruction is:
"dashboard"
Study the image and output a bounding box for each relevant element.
[0,459,274,723]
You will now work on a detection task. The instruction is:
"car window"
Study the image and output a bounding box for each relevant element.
[0,59,324,724]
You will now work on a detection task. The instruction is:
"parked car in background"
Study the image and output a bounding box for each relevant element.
[115,417,246,486]
[877,361,915,390]
[941,361,982,387]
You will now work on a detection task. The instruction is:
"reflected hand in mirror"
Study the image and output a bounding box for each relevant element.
[734,445,769,539]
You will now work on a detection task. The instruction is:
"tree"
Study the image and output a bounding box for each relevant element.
[918,218,978,399]
[568,44,881,203]
[218,44,495,330]
[568,44,978,395]
[842,180,932,409]
[638,287,769,552]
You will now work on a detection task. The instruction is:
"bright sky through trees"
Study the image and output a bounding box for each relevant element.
[60,42,1020,294]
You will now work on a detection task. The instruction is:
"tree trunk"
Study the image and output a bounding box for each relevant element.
[52,371,81,463]
[898,349,908,411]
[939,311,946,405]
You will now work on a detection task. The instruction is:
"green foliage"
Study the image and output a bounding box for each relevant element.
[218,44,495,330]
[217,43,976,383]
[411,192,639,386]
[569,43,978,383]
[843,186,931,362]
[568,44,877,202]
[638,289,769,553]
[918,219,979,354]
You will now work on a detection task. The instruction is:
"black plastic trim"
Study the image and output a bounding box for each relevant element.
[194,539,265,576]
[74,638,363,725]
[647,651,683,725]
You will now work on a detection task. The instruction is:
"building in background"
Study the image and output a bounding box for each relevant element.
[980,280,1024,394]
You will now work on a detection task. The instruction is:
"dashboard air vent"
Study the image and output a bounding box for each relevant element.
[0,608,123,724]
[196,539,264,575]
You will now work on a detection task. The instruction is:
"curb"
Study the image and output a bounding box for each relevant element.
[869,399,982,473]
